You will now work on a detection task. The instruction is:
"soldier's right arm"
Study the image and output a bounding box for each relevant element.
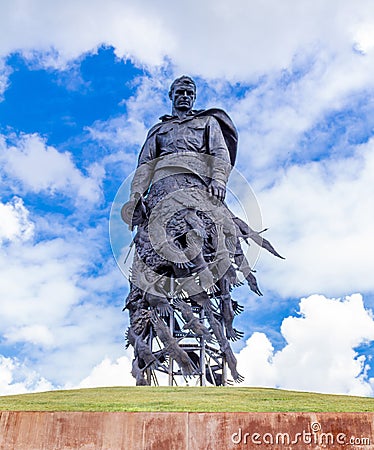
[130,129,158,200]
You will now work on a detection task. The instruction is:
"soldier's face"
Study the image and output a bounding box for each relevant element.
[171,84,196,111]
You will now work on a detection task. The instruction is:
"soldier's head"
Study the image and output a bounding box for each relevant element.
[169,76,196,114]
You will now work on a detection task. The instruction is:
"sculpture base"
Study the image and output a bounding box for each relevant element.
[1,411,373,449]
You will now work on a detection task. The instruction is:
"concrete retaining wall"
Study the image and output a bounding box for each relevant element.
[0,411,373,449]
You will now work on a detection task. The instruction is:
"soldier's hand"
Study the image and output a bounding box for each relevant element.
[209,179,226,202]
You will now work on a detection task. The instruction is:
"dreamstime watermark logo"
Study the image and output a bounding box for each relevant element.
[109,153,263,295]
[231,422,371,446]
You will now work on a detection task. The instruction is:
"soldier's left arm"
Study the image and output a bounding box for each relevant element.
[206,116,232,200]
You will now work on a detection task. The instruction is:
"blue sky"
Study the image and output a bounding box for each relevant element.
[1,0,374,395]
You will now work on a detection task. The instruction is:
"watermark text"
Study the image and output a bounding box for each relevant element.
[231,422,371,446]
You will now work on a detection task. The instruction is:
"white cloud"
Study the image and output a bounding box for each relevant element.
[0,234,127,384]
[77,355,135,388]
[0,0,372,80]
[36,297,126,386]
[237,294,374,396]
[86,73,175,187]
[88,117,148,149]
[2,0,374,184]
[230,46,374,175]
[253,137,374,297]
[0,0,173,68]
[0,57,12,99]
[88,73,170,152]
[354,20,374,54]
[145,0,358,79]
[236,332,276,388]
[0,197,127,389]
[4,325,55,348]
[0,134,103,203]
[0,197,34,243]
[0,355,53,396]
[0,236,86,328]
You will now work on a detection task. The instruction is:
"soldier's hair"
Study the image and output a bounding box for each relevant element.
[168,76,196,99]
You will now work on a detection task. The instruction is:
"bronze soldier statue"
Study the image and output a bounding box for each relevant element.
[122,76,283,386]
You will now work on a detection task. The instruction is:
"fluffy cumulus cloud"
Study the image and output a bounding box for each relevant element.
[0,189,127,393]
[4,325,55,348]
[0,247,126,393]
[255,137,374,298]
[88,74,169,150]
[0,196,34,243]
[143,0,374,80]
[0,355,53,395]
[0,134,103,204]
[231,49,374,175]
[77,355,134,388]
[0,0,373,79]
[0,0,173,68]
[237,294,374,396]
[1,237,125,379]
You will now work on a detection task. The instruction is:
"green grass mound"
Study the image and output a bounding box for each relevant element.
[0,387,374,412]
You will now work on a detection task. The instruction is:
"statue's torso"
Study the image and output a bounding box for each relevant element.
[155,115,210,157]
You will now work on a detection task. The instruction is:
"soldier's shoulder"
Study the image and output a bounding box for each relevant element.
[196,108,232,121]
[196,108,238,165]
[145,121,166,139]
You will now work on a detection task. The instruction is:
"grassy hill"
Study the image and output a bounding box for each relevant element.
[1,387,374,412]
